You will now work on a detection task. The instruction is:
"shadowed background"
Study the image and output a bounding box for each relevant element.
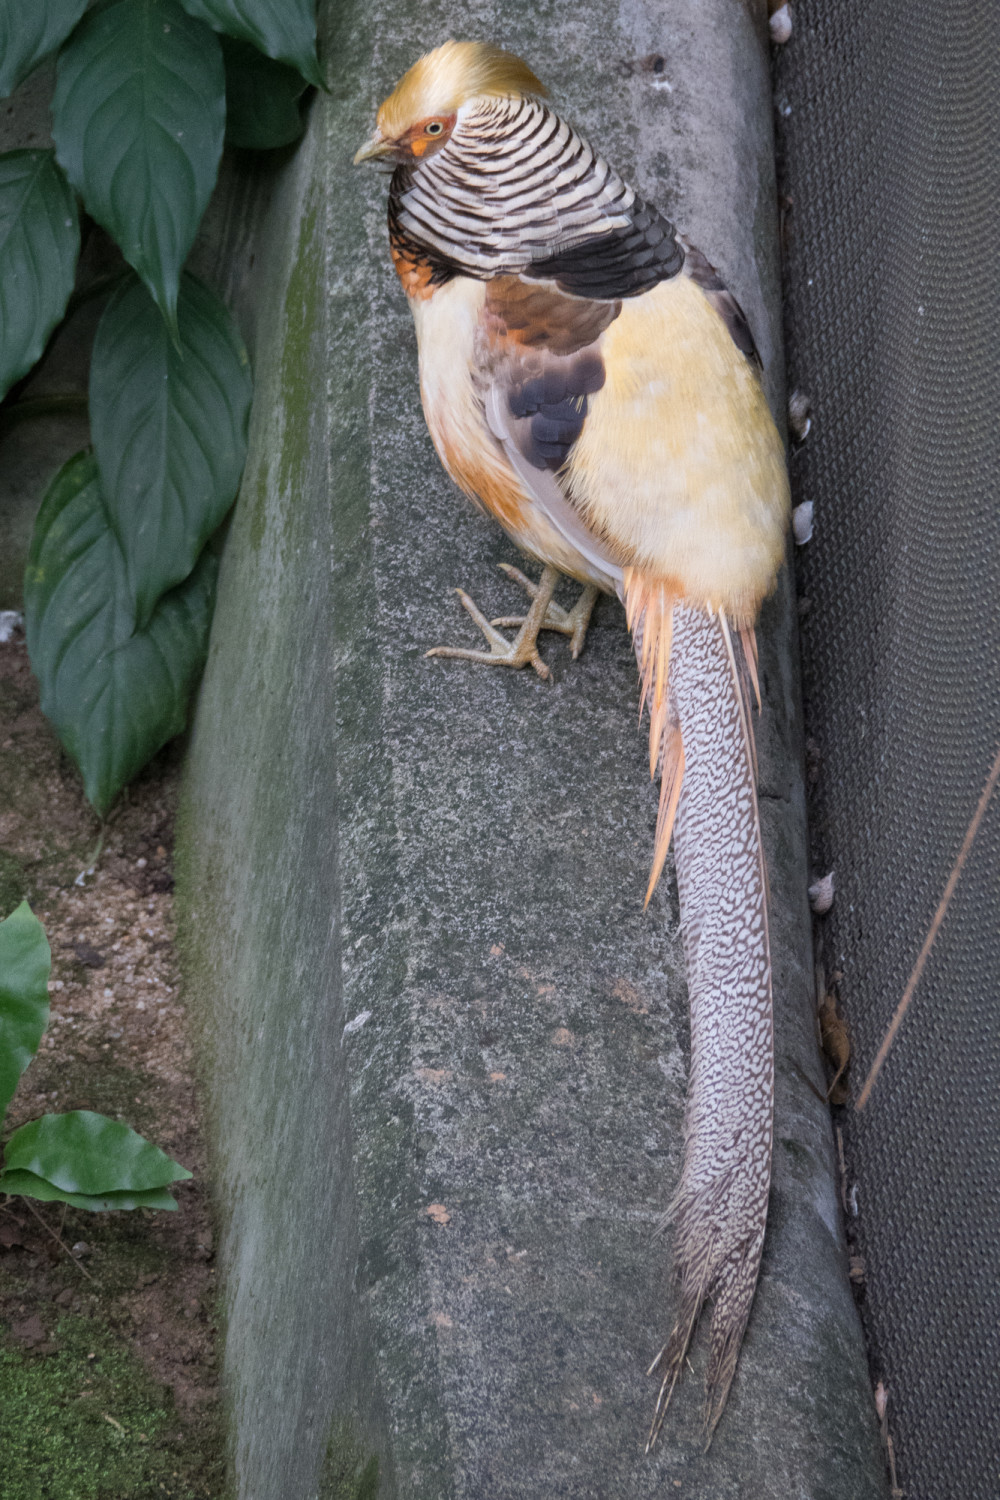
[778,4,1000,1496]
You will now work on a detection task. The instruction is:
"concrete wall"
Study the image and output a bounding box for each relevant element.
[176,2,887,1496]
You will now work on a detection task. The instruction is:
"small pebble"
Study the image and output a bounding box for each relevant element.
[809,872,835,914]
[136,857,148,869]
[0,610,24,644]
[71,1242,91,1258]
[770,3,793,43]
[793,501,814,545]
[788,388,812,440]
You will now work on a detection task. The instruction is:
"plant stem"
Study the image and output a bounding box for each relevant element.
[19,1198,96,1283]
[75,827,106,886]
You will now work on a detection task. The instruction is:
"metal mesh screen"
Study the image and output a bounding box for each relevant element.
[776,3,1000,1496]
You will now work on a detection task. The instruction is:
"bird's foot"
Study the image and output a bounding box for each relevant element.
[490,564,600,660]
[425,564,560,681]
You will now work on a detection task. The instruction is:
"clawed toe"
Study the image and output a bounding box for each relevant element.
[494,564,599,659]
[425,564,600,677]
[424,574,557,679]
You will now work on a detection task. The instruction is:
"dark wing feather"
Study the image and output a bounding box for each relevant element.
[679,237,761,367]
[475,278,622,583]
[523,195,683,300]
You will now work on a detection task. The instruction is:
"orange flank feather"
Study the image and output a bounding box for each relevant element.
[624,571,686,903]
[740,624,761,711]
[435,428,531,536]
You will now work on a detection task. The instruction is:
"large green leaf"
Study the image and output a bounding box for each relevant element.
[179,0,322,88]
[90,273,251,626]
[0,0,88,99]
[2,1110,191,1193]
[51,0,225,331]
[0,901,51,1122]
[24,451,218,816]
[0,1168,181,1211]
[222,35,309,150]
[0,150,80,401]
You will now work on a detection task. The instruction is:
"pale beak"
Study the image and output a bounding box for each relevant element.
[353,130,394,165]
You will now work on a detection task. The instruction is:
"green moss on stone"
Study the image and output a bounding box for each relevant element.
[319,1416,381,1500]
[276,197,322,508]
[245,454,270,555]
[0,1316,224,1499]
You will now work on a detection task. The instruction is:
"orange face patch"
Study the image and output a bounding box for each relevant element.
[398,114,457,160]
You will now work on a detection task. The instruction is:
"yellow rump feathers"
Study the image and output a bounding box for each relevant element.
[376,41,547,138]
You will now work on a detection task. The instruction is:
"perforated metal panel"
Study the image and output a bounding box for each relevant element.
[777,4,1000,1496]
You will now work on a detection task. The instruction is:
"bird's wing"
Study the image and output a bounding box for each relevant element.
[476,276,625,588]
[477,223,779,613]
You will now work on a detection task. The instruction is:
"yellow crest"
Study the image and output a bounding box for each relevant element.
[376,41,547,138]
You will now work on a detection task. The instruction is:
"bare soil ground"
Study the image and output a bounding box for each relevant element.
[0,626,224,1498]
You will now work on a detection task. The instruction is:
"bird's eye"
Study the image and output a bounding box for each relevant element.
[425,121,444,136]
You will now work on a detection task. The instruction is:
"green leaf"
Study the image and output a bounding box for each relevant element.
[179,0,322,88]
[222,35,309,150]
[24,451,218,816]
[0,902,51,1122]
[2,1111,192,1193]
[0,150,80,401]
[0,0,88,98]
[91,273,251,626]
[0,1167,180,1211]
[51,0,225,331]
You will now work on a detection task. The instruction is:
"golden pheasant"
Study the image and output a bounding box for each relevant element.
[355,40,789,1444]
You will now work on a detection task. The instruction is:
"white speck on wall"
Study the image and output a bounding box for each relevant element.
[343,1009,373,1040]
[0,611,24,643]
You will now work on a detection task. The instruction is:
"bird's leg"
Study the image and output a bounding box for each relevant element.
[491,563,600,660]
[425,564,560,680]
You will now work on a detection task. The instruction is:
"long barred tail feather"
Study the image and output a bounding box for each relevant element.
[624,575,773,1449]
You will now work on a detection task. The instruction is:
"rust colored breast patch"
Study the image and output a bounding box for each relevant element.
[388,166,455,302]
[390,242,438,300]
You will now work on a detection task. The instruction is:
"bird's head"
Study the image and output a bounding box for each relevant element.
[353,40,547,166]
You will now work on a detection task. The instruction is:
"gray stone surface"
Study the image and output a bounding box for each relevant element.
[176,2,887,1496]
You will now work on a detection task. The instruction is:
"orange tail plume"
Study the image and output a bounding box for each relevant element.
[624,570,686,905]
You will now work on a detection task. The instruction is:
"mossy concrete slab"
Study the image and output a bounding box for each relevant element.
[177,2,887,1496]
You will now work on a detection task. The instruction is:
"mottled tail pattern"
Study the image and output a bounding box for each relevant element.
[624,572,773,1448]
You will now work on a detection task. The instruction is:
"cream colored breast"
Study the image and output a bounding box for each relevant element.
[565,275,789,621]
